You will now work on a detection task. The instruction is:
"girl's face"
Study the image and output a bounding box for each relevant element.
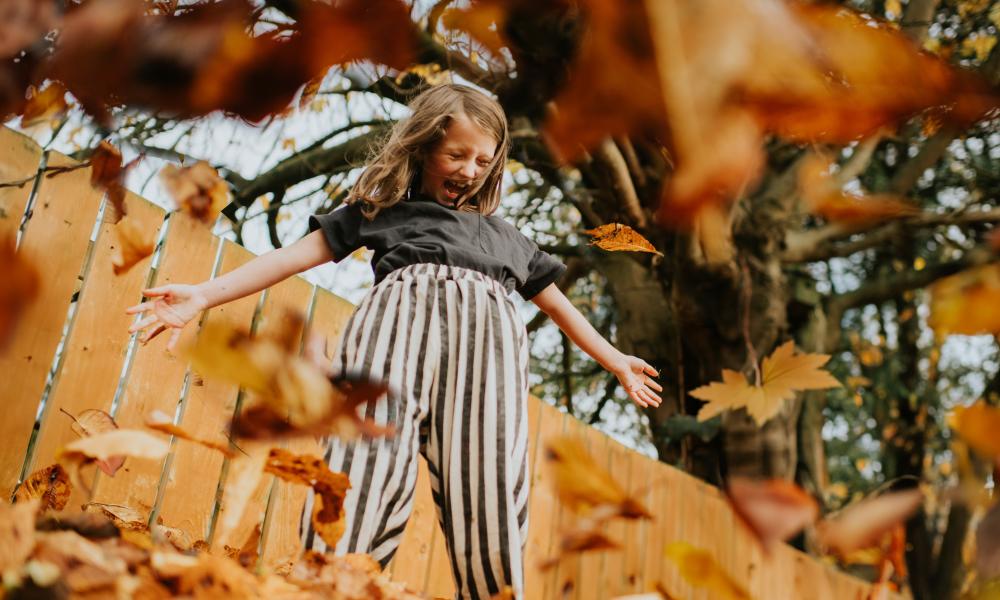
[420,112,497,209]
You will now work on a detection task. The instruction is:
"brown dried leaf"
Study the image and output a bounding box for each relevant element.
[14,464,70,512]
[584,223,663,256]
[0,234,40,350]
[62,407,125,477]
[34,530,127,595]
[544,435,651,520]
[20,80,68,127]
[0,499,39,573]
[929,264,1000,337]
[265,448,351,548]
[538,525,619,571]
[153,551,258,598]
[817,489,924,555]
[145,409,234,457]
[0,0,58,57]
[160,161,230,224]
[83,502,147,531]
[90,141,127,223]
[47,0,415,122]
[726,477,819,552]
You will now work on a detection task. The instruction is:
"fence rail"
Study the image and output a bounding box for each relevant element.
[0,126,898,599]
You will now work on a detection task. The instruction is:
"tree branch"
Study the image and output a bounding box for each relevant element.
[826,247,995,321]
[593,138,647,227]
[784,207,1000,263]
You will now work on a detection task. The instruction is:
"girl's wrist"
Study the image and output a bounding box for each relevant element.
[603,351,629,375]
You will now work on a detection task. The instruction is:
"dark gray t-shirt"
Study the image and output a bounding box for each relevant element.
[309,196,566,299]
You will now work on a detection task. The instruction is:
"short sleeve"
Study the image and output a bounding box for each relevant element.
[518,247,566,300]
[308,204,364,262]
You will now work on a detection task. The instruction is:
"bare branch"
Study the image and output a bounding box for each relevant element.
[593,138,647,227]
[784,208,1000,263]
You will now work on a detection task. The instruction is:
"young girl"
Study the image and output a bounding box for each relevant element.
[127,83,661,600]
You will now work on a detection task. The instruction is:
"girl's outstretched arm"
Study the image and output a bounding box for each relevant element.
[530,283,662,408]
[126,230,334,352]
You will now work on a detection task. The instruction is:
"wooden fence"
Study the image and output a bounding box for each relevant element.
[0,126,899,599]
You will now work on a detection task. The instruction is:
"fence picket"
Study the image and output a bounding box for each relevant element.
[0,127,40,238]
[0,152,104,498]
[156,241,261,544]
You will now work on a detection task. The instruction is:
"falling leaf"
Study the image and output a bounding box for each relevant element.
[585,223,663,256]
[110,215,155,275]
[160,161,230,224]
[544,435,652,519]
[538,525,619,571]
[62,407,125,477]
[0,234,40,350]
[185,318,390,441]
[84,502,147,531]
[0,499,39,573]
[725,477,819,552]
[0,0,57,57]
[45,0,416,123]
[798,153,920,225]
[59,429,170,494]
[929,265,1000,337]
[817,489,923,555]
[90,141,127,223]
[20,81,68,127]
[14,464,71,512]
[145,410,235,457]
[950,402,1000,459]
[691,341,841,425]
[265,448,351,548]
[664,541,753,600]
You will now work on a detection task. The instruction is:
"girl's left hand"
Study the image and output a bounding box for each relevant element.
[613,356,663,408]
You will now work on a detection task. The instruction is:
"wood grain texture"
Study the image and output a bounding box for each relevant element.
[0,127,41,237]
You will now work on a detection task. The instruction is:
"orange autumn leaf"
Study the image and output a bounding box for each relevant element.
[20,81,68,127]
[664,541,753,600]
[544,435,652,520]
[798,154,920,225]
[949,402,1000,459]
[817,489,923,556]
[265,448,351,548]
[14,464,71,512]
[691,341,840,425]
[929,264,1000,337]
[111,215,155,276]
[90,141,127,223]
[538,525,620,571]
[145,410,234,458]
[584,223,662,256]
[726,477,819,552]
[0,499,38,574]
[160,161,230,224]
[0,234,40,350]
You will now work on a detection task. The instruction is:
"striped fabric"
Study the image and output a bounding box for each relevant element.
[302,263,531,600]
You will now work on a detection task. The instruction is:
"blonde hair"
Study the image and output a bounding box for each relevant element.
[348,83,510,218]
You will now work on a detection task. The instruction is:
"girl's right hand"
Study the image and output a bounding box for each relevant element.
[126,284,209,353]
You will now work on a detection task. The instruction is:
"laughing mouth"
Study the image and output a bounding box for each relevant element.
[443,179,472,198]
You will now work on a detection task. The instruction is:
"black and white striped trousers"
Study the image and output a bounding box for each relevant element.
[302,264,531,600]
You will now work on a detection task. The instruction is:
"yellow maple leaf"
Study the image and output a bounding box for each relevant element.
[664,542,753,600]
[929,264,1000,337]
[690,341,840,425]
[584,223,663,256]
